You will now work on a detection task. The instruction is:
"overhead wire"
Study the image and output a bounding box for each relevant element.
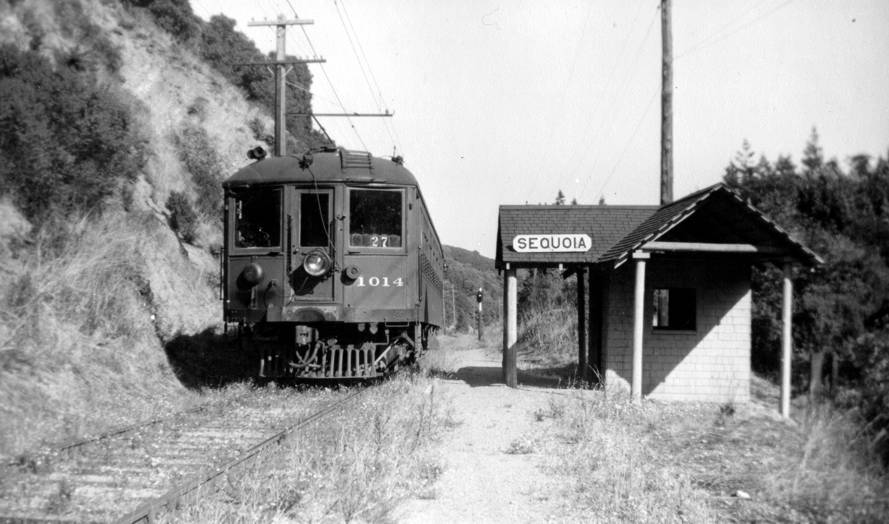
[592,89,658,200]
[674,0,773,59]
[339,0,403,154]
[524,1,595,201]
[677,0,796,60]
[585,0,795,202]
[283,0,369,150]
[332,0,400,154]
[567,2,659,203]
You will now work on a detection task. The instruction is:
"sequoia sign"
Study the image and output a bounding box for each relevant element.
[513,234,591,253]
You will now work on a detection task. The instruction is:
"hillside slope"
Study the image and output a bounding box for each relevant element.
[442,245,502,331]
[0,0,308,459]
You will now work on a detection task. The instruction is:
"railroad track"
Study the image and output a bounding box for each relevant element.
[0,387,366,523]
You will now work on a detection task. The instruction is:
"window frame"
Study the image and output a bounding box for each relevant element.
[296,188,333,249]
[229,186,284,253]
[346,187,407,254]
[651,287,697,332]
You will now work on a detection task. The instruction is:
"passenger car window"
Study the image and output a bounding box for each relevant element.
[349,189,403,248]
[234,188,281,248]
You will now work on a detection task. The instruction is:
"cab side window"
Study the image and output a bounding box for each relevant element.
[349,189,403,248]
[234,188,281,249]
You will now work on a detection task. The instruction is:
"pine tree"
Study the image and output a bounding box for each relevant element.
[802,127,824,173]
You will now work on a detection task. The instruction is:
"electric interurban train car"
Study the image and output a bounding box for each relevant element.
[222,147,444,379]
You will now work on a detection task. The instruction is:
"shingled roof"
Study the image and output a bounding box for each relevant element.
[495,205,656,268]
[495,183,822,270]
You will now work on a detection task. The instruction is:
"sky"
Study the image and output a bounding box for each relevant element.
[192,0,889,258]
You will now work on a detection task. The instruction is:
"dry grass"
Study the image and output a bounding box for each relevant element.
[543,390,889,522]
[0,211,219,459]
[164,373,449,523]
[509,303,888,520]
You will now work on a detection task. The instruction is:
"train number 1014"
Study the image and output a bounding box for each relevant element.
[355,276,404,287]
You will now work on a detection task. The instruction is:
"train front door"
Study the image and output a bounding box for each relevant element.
[290,188,335,301]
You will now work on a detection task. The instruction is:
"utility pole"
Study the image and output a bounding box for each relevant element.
[247,15,325,157]
[660,0,673,205]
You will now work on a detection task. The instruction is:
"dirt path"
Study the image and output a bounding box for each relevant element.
[394,345,571,523]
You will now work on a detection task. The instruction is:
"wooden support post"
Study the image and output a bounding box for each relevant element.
[502,268,517,387]
[632,253,649,403]
[589,270,604,381]
[577,266,588,382]
[781,263,793,417]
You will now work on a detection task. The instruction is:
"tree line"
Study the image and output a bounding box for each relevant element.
[725,130,889,461]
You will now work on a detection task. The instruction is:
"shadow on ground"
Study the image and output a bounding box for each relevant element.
[164,328,254,389]
[452,364,578,389]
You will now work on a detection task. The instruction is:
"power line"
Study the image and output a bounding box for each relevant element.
[283,0,369,150]
[677,0,795,60]
[559,2,659,203]
[332,0,382,111]
[591,89,659,201]
[525,1,595,200]
[674,0,772,59]
[333,0,400,153]
[339,0,403,154]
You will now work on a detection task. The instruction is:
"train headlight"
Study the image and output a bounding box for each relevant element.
[303,250,331,277]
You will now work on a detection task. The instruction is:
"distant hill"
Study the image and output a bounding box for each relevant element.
[442,245,502,331]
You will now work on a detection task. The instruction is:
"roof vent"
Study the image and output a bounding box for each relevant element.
[340,149,372,169]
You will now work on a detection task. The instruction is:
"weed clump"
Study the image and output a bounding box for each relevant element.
[550,391,889,522]
[173,124,223,217]
[168,375,448,522]
[166,191,198,244]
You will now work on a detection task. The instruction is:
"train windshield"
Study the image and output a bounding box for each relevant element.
[349,189,403,248]
[233,188,281,249]
[300,192,330,247]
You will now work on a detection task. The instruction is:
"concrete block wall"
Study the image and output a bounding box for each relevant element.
[603,257,751,403]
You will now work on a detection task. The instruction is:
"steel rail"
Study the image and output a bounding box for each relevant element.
[1,398,239,469]
[115,388,366,523]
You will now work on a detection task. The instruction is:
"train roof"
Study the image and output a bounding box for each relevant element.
[223,148,419,188]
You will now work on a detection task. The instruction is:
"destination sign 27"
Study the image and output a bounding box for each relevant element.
[513,234,592,253]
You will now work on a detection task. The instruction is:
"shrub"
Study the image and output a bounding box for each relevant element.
[166,191,198,243]
[173,124,222,217]
[52,1,122,73]
[0,45,145,226]
[123,0,200,44]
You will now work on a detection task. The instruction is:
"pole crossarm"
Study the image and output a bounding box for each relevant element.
[289,112,393,117]
[236,59,326,66]
[247,18,315,26]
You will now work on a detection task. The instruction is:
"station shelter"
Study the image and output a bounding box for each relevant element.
[494,183,821,415]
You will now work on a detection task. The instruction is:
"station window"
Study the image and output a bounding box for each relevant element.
[349,189,403,248]
[234,188,281,249]
[652,288,696,330]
